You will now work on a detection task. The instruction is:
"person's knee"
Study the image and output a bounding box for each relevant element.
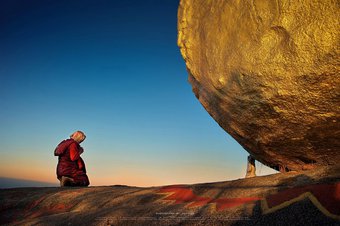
[60,176,75,187]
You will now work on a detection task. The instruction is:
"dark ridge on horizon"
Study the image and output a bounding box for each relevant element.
[0,177,58,188]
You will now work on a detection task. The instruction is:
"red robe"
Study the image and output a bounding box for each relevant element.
[54,139,89,186]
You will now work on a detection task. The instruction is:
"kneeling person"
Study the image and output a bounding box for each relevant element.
[54,131,90,187]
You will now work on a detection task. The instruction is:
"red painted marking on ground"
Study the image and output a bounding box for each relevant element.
[215,197,261,211]
[26,196,47,210]
[51,203,68,211]
[158,185,261,211]
[7,193,76,223]
[24,203,74,220]
[159,186,212,205]
[266,182,340,215]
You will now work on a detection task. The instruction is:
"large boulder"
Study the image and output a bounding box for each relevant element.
[178,0,339,171]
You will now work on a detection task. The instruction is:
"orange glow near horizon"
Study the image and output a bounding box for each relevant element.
[1,149,277,187]
[0,162,277,188]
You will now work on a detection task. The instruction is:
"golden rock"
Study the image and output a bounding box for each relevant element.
[178,0,340,171]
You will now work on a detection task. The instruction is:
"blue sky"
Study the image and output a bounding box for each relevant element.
[0,0,276,187]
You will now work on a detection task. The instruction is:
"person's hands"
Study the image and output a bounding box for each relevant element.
[77,158,86,173]
[77,158,84,170]
[79,147,84,155]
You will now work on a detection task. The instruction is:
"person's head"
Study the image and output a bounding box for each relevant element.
[70,131,86,143]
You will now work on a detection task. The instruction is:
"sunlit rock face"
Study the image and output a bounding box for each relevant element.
[178,0,339,171]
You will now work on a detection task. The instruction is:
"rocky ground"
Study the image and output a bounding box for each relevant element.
[1,165,339,225]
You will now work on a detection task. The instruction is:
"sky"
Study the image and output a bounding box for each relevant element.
[0,0,276,187]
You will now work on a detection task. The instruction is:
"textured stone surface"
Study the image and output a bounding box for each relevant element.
[1,166,339,225]
[178,0,340,171]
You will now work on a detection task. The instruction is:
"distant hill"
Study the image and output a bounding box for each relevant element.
[0,177,58,188]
